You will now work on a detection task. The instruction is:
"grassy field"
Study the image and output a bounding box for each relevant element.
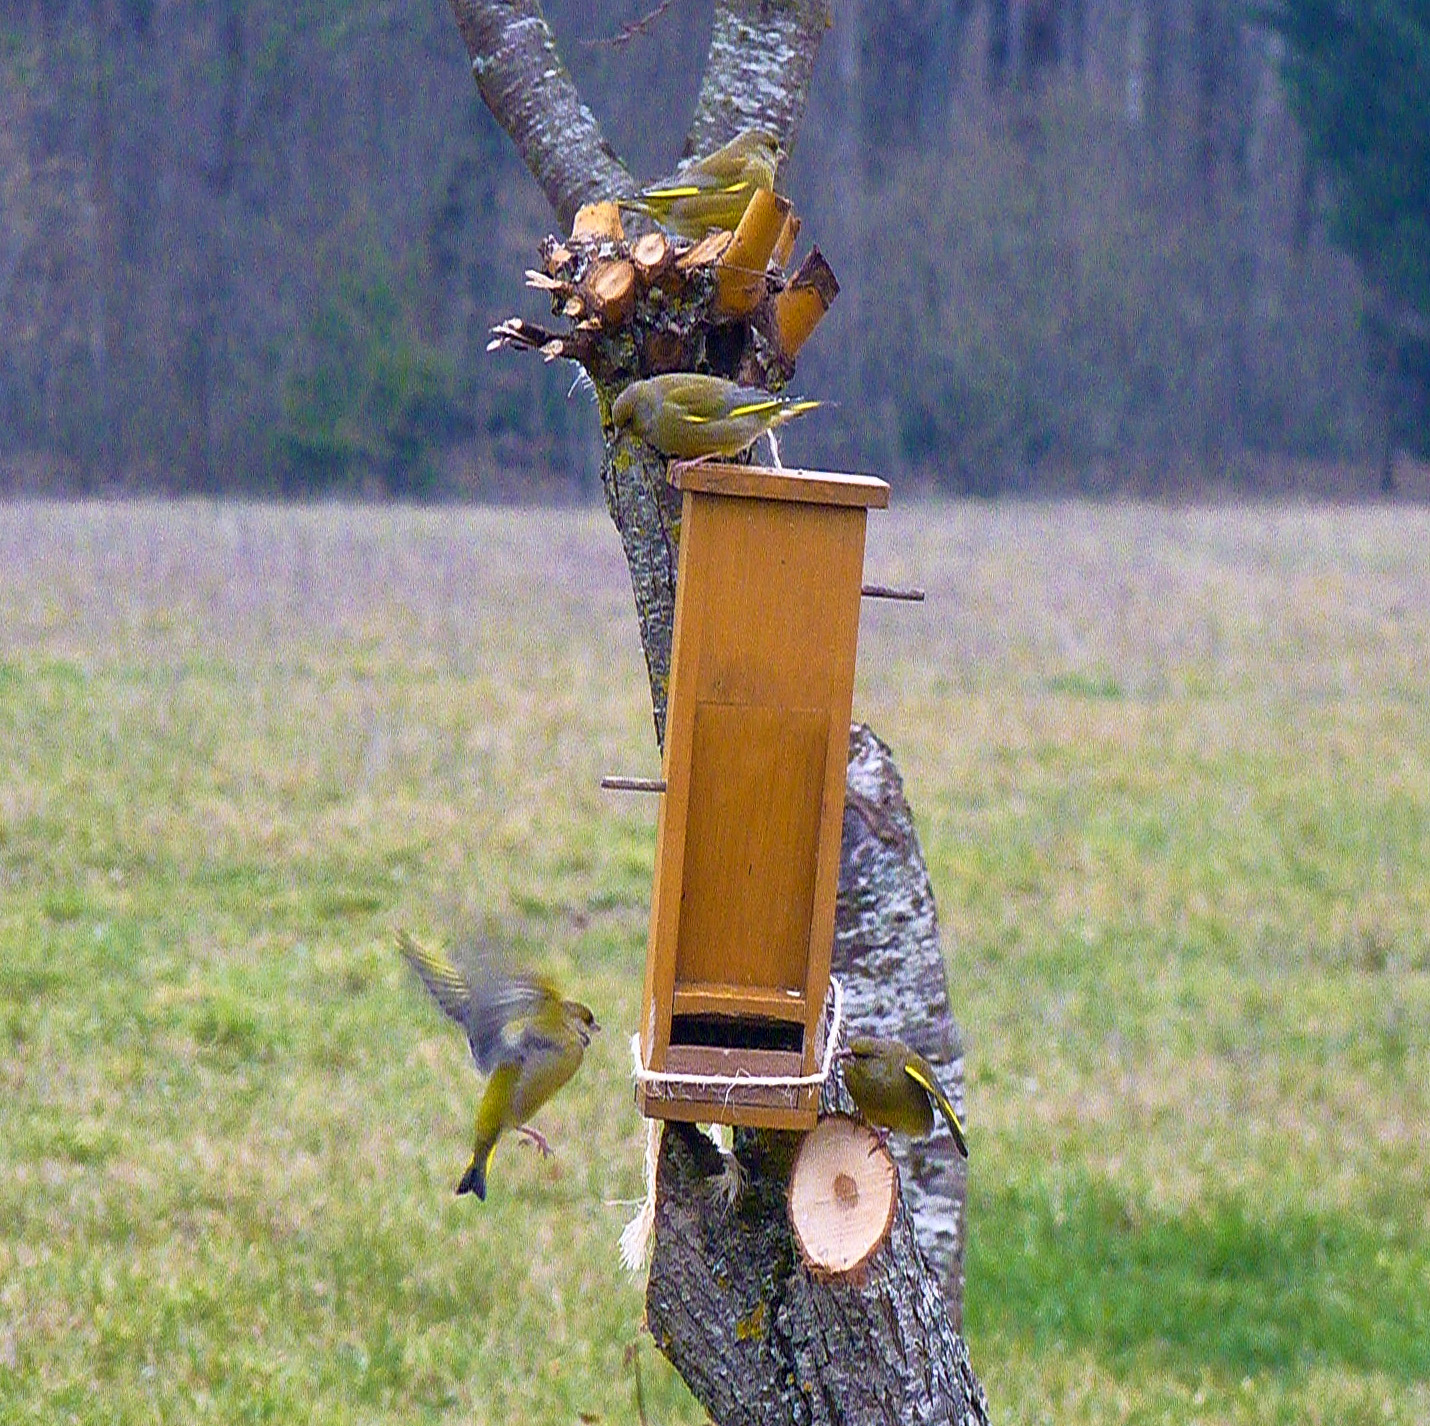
[1,499,1426,1425]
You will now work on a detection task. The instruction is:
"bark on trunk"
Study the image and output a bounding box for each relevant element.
[444,0,633,230]
[837,725,969,1324]
[685,0,833,161]
[647,1122,989,1426]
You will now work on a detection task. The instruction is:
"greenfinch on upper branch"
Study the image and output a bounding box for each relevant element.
[839,1035,969,1159]
[397,930,598,1200]
[612,372,821,462]
[619,128,782,239]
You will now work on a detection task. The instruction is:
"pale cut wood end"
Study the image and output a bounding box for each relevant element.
[571,200,624,242]
[715,188,791,319]
[631,230,673,282]
[581,257,636,327]
[788,1116,896,1278]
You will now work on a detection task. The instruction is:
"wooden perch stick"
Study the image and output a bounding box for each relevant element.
[601,775,667,792]
[861,583,926,601]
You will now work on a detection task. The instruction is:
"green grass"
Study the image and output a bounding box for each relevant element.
[1,499,1427,1425]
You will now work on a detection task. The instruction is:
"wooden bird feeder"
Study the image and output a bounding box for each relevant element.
[637,461,889,1130]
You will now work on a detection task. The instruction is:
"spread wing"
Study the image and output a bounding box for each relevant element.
[397,930,472,1027]
[465,975,560,1074]
[398,931,558,1074]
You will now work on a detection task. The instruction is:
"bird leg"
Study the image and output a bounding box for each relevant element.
[515,1125,554,1158]
[766,429,784,468]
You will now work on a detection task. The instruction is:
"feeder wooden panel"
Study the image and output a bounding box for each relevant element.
[639,462,889,1130]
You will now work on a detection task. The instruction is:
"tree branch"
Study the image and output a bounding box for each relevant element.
[446,0,632,229]
[685,0,833,158]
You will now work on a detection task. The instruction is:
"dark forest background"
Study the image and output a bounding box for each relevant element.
[2,0,1427,498]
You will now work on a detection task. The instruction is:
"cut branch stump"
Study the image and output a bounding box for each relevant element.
[789,1116,897,1277]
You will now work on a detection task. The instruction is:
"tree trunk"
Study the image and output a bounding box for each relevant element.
[836,725,969,1325]
[441,3,981,1417]
[647,1121,989,1426]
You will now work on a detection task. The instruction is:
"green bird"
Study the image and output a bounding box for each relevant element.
[397,930,598,1200]
[839,1036,969,1159]
[612,372,821,462]
[619,128,781,239]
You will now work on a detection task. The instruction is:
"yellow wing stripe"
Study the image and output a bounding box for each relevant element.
[725,399,784,418]
[638,178,748,201]
[639,184,704,200]
[902,1060,939,1099]
[904,1060,969,1156]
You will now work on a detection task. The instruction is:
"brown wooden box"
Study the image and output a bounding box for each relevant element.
[638,462,890,1129]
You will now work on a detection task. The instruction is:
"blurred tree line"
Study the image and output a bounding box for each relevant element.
[0,0,1424,497]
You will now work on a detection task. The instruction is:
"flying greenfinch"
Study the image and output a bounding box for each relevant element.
[612,372,820,461]
[397,930,598,1200]
[839,1036,969,1159]
[619,128,781,238]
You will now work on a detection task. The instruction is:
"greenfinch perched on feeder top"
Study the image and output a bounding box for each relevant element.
[397,930,598,1200]
[620,128,782,239]
[612,372,821,461]
[840,1036,969,1159]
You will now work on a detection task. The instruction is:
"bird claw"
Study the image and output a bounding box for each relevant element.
[516,1125,554,1158]
[866,1126,892,1158]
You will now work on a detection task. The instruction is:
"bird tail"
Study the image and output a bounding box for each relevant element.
[932,1088,969,1159]
[777,398,822,420]
[456,1138,498,1200]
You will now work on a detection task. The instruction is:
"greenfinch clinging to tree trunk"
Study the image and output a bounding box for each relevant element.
[839,1035,969,1159]
[612,372,820,461]
[398,930,598,1200]
[619,128,781,238]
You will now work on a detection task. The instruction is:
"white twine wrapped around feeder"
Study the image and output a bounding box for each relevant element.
[620,976,846,1271]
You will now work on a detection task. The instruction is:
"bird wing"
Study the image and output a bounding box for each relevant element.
[720,388,820,422]
[397,930,473,1027]
[723,394,787,419]
[902,1054,969,1158]
[641,177,749,202]
[398,932,562,1074]
[466,975,563,1074]
[669,383,782,427]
